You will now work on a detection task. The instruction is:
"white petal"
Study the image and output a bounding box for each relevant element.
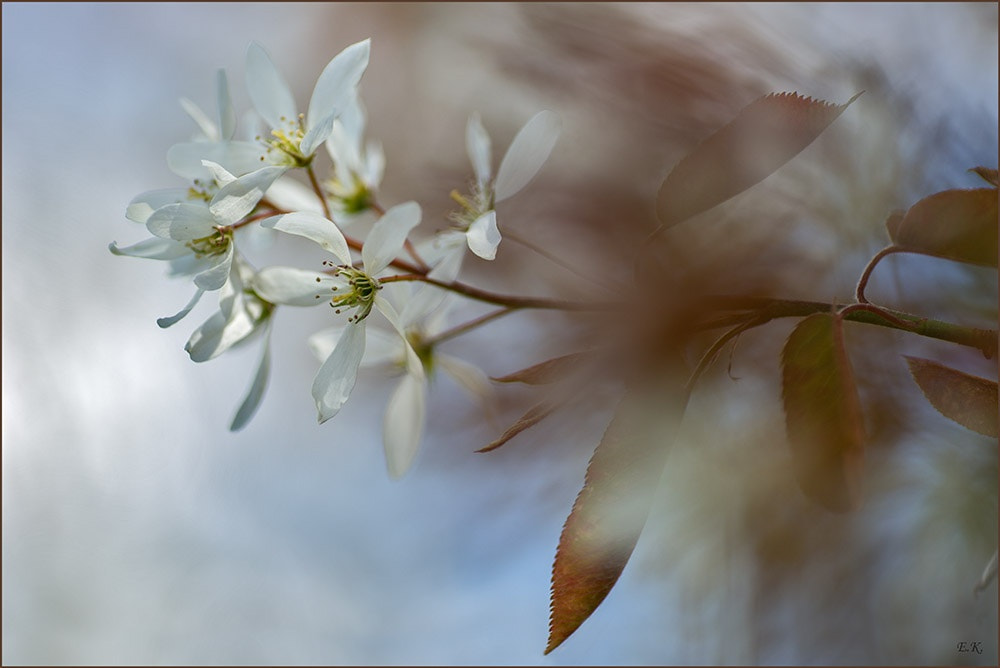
[109,237,190,260]
[179,97,218,141]
[146,203,216,241]
[494,110,561,202]
[438,354,493,400]
[209,165,287,224]
[252,266,335,306]
[364,140,385,189]
[260,211,351,264]
[312,321,366,423]
[201,160,237,187]
[300,111,334,158]
[465,210,501,260]
[185,302,258,363]
[382,372,427,478]
[166,141,265,181]
[362,201,421,274]
[230,321,273,432]
[375,296,423,375]
[307,39,370,136]
[309,324,402,367]
[193,243,235,291]
[263,176,324,214]
[156,288,205,328]
[126,189,192,223]
[399,247,464,327]
[245,42,297,131]
[466,112,492,189]
[216,69,237,141]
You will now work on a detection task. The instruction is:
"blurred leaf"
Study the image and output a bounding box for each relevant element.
[781,313,866,513]
[970,166,999,187]
[975,549,998,594]
[477,401,557,453]
[888,188,999,267]
[883,209,906,240]
[546,378,686,654]
[492,351,589,385]
[656,91,862,227]
[904,356,998,437]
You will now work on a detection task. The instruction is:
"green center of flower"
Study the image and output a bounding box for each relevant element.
[325,172,373,214]
[406,330,436,375]
[323,263,380,323]
[186,227,231,257]
[259,114,313,168]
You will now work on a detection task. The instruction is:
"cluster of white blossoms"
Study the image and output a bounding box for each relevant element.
[112,39,560,476]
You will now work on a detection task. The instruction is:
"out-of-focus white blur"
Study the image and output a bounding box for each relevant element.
[3,3,996,664]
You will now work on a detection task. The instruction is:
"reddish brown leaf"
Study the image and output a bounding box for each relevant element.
[970,166,999,187]
[477,402,557,453]
[491,351,589,385]
[781,313,866,513]
[656,91,861,227]
[904,356,998,437]
[546,380,686,654]
[889,188,999,267]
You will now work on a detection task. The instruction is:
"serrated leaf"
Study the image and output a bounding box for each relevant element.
[546,379,686,654]
[970,166,999,187]
[889,188,999,267]
[904,356,998,437]
[477,401,556,453]
[656,91,861,227]
[491,351,589,385]
[781,313,866,513]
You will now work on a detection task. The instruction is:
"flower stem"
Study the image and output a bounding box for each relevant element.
[427,307,518,346]
[306,165,333,222]
[379,274,616,312]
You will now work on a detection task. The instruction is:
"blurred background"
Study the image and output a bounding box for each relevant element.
[3,3,997,664]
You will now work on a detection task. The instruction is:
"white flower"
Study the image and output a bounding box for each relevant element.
[111,162,285,326]
[184,255,275,431]
[449,110,561,260]
[323,94,385,217]
[167,69,269,181]
[309,291,492,478]
[253,202,423,425]
[246,39,370,168]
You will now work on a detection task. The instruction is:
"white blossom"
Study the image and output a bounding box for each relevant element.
[448,110,561,260]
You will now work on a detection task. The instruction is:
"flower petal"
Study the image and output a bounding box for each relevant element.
[398,247,464,327]
[193,242,235,291]
[300,111,335,158]
[201,160,237,187]
[179,97,218,141]
[312,320,367,423]
[166,141,265,181]
[382,372,427,478]
[109,236,190,260]
[260,211,351,264]
[156,288,205,328]
[362,201,422,274]
[263,176,324,213]
[494,110,560,202]
[466,112,492,189]
[230,321,273,432]
[126,189,192,223]
[216,69,237,141]
[185,302,258,363]
[465,210,501,260]
[309,324,402,367]
[438,353,493,401]
[307,39,370,136]
[209,165,287,224]
[252,266,336,306]
[245,42,297,131]
[146,202,216,241]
